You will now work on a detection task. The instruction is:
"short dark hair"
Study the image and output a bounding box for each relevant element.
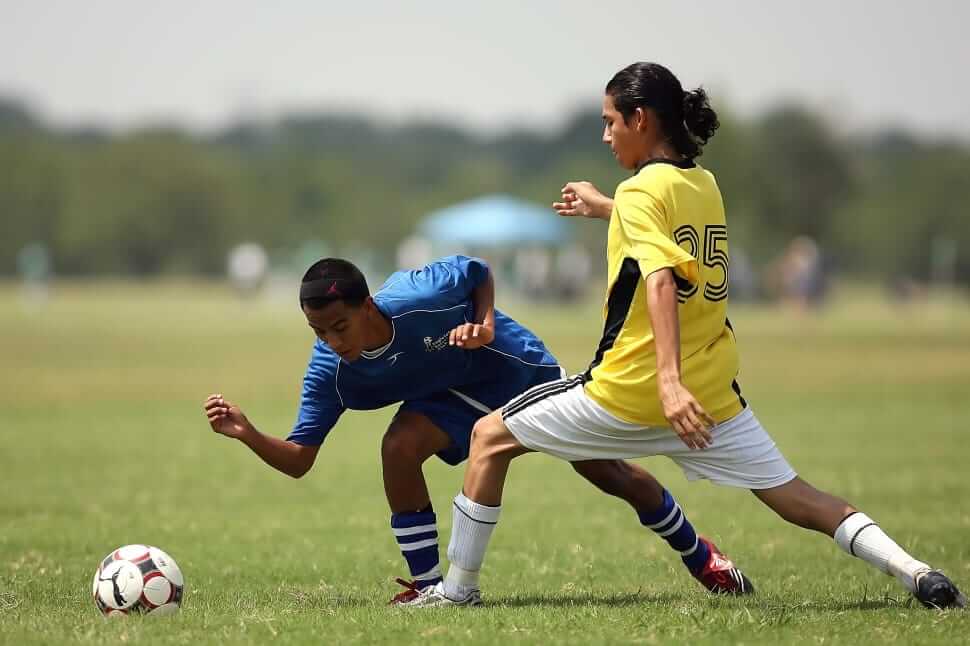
[299,258,370,310]
[606,62,719,160]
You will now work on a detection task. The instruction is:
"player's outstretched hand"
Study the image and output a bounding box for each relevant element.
[552,181,612,220]
[449,322,494,350]
[203,394,253,440]
[659,381,715,450]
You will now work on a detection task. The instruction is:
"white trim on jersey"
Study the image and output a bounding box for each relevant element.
[391,303,468,319]
[481,344,563,370]
[447,388,492,414]
[360,319,396,360]
[333,361,345,407]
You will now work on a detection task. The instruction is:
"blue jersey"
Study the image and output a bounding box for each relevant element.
[287,256,561,454]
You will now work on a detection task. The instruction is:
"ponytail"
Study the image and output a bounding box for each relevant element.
[680,88,719,156]
[606,62,719,159]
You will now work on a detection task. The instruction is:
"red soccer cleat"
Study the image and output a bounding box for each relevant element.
[692,537,754,595]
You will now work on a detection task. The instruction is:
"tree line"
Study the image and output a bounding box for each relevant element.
[1,96,968,284]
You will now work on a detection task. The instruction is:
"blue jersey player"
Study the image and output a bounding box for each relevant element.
[204,255,751,602]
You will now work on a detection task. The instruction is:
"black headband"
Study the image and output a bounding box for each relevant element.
[299,278,347,302]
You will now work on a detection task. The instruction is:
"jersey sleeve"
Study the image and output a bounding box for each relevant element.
[614,183,698,284]
[414,255,490,307]
[286,344,345,446]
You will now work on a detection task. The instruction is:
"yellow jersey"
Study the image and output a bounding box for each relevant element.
[583,159,745,426]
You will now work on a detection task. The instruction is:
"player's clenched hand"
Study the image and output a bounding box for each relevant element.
[203,394,253,440]
[552,181,612,220]
[449,322,494,349]
[659,381,715,450]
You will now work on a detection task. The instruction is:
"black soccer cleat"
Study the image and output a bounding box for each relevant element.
[914,570,967,610]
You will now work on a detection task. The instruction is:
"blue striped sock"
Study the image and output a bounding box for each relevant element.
[390,506,442,587]
[638,490,710,574]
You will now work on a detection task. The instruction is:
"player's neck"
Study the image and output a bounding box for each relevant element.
[636,141,683,168]
[362,309,394,351]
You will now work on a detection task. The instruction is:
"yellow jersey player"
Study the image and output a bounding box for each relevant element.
[409,62,965,610]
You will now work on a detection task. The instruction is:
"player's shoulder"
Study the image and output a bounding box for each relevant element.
[306,340,340,376]
[624,159,690,185]
[374,256,484,316]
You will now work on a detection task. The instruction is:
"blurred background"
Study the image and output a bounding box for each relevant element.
[1,1,968,307]
[2,4,970,641]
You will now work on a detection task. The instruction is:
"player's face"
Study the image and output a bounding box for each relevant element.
[302,300,368,361]
[602,94,652,170]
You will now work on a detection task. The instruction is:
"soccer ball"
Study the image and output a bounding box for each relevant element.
[92,545,184,616]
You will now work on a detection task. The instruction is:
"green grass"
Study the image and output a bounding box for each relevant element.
[1,282,968,645]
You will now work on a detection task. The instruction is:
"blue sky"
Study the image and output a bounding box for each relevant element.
[2,1,967,137]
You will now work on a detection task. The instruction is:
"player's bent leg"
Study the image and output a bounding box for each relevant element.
[381,411,454,603]
[572,459,752,594]
[571,460,754,594]
[408,412,530,606]
[571,459,664,510]
[381,410,453,512]
[753,476,966,609]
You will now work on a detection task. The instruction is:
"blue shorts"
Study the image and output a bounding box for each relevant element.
[400,370,562,466]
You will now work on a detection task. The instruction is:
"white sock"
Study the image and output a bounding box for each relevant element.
[443,492,501,599]
[834,512,929,593]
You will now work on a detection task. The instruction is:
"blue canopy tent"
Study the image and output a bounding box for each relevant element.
[418,194,571,247]
[412,194,583,300]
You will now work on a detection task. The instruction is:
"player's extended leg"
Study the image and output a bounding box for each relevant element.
[381,410,453,602]
[571,459,752,594]
[753,476,965,609]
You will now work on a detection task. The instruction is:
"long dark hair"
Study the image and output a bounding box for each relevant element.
[606,62,719,159]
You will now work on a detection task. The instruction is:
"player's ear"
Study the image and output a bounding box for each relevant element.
[634,107,648,132]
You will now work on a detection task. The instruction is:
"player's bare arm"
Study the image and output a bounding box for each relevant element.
[203,394,319,478]
[449,266,495,349]
[644,269,715,449]
[552,181,613,220]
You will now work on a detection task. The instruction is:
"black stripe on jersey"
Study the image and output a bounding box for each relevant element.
[584,258,641,381]
[724,318,748,408]
[635,158,696,174]
[732,379,747,408]
[502,375,584,420]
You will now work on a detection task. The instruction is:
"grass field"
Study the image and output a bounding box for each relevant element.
[1,282,968,645]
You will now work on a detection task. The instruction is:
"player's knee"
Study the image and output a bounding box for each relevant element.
[380,428,426,467]
[470,413,506,456]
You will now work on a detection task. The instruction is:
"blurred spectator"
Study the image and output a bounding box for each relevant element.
[16,242,51,308]
[515,247,552,299]
[767,236,829,311]
[554,244,593,301]
[227,243,268,297]
[728,247,759,303]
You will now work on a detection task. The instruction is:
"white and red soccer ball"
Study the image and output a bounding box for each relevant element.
[92,545,184,616]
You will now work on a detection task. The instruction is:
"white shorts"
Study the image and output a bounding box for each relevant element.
[502,376,796,490]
